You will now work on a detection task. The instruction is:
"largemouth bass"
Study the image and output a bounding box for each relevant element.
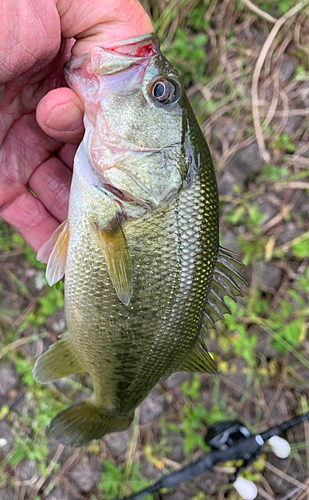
[33,34,245,447]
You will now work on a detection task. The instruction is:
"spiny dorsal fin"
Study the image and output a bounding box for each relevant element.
[204,246,246,330]
[180,336,217,374]
[37,219,69,286]
[94,216,132,306]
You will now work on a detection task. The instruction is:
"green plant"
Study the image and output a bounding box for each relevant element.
[226,203,265,236]
[261,164,290,182]
[100,461,151,500]
[269,134,296,154]
[162,29,209,88]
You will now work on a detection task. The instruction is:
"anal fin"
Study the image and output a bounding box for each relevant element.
[180,336,217,374]
[94,216,132,306]
[37,219,70,286]
[33,332,85,384]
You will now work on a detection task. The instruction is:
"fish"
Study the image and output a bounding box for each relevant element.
[33,33,246,447]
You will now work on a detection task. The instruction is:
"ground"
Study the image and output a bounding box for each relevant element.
[0,1,309,499]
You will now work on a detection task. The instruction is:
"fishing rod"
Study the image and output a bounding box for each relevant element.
[116,411,309,500]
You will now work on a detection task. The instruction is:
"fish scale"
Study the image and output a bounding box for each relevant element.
[33,33,245,446]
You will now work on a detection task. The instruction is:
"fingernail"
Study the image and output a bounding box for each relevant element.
[46,104,83,132]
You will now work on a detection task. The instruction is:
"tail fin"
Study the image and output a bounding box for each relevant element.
[51,400,133,446]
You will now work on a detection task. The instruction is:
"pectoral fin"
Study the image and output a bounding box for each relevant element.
[33,332,85,384]
[94,217,132,306]
[180,336,217,374]
[37,219,70,286]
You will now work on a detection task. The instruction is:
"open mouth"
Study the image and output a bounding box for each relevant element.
[95,182,150,211]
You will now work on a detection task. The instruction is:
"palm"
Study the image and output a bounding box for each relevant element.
[0,7,74,252]
[0,0,152,254]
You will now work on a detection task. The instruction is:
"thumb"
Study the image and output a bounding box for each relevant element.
[37,0,153,142]
[57,0,153,58]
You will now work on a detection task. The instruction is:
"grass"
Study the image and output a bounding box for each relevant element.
[1,0,309,499]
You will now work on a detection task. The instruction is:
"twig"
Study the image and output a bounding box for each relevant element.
[251,1,309,162]
[240,0,277,23]
[31,444,65,499]
[301,396,309,480]
[274,108,309,116]
[261,459,308,490]
[257,486,276,500]
[119,408,141,499]
[280,486,304,500]
[0,332,47,360]
[274,181,309,190]
[261,204,293,234]
[275,230,309,254]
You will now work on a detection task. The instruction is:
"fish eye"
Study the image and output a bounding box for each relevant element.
[150,78,179,105]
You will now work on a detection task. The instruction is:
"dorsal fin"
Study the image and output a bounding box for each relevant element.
[203,246,246,330]
[180,335,217,374]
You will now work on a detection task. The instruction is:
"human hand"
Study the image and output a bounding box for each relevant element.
[0,0,152,253]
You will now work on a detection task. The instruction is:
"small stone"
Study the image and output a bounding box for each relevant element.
[277,222,302,246]
[298,81,309,106]
[52,316,67,333]
[163,372,191,391]
[10,394,26,414]
[139,390,165,425]
[226,141,263,177]
[218,142,263,196]
[45,486,73,500]
[168,432,185,463]
[0,365,19,396]
[257,197,277,224]
[283,113,304,136]
[220,230,241,255]
[295,192,309,218]
[69,459,99,493]
[0,487,16,500]
[17,459,36,482]
[34,271,47,291]
[218,170,242,196]
[104,429,131,457]
[0,438,7,447]
[249,26,264,44]
[279,58,298,84]
[256,262,282,290]
[0,421,14,453]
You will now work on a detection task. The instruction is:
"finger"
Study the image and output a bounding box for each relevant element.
[36,88,85,144]
[38,1,152,140]
[28,156,72,222]
[0,188,60,254]
[0,113,61,210]
[57,0,153,58]
[57,143,78,170]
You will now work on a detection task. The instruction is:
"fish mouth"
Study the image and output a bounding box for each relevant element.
[105,33,160,59]
[95,182,150,211]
